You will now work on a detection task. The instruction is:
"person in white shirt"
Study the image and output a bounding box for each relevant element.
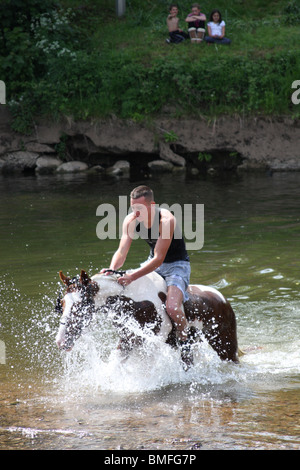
[205,9,231,45]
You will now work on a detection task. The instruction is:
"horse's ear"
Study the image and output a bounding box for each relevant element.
[80,270,91,286]
[59,271,71,285]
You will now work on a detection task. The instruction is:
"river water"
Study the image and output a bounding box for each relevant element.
[0,171,299,450]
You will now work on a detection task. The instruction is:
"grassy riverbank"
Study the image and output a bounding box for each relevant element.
[1,0,300,133]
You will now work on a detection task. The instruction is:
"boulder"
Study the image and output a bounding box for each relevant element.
[106,160,130,177]
[269,158,300,172]
[88,164,105,173]
[148,160,174,172]
[1,151,38,173]
[56,161,89,173]
[25,142,56,154]
[35,156,62,174]
[159,141,186,166]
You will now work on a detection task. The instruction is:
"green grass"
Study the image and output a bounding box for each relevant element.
[2,0,300,133]
[78,0,300,57]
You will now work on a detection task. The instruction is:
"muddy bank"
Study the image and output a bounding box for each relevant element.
[1,108,300,176]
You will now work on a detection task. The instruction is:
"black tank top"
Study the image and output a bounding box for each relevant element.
[135,208,189,263]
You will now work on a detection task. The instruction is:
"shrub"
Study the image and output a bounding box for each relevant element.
[2,0,300,133]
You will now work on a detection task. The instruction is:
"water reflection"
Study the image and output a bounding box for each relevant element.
[1,376,299,450]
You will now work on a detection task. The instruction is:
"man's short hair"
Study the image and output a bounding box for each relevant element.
[130,185,154,201]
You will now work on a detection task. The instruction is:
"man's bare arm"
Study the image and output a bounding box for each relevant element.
[118,211,175,285]
[185,14,206,22]
[104,213,135,272]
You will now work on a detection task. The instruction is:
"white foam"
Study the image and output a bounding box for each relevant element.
[57,297,300,397]
[58,322,244,395]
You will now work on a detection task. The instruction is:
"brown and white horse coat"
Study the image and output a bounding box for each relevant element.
[55,270,239,363]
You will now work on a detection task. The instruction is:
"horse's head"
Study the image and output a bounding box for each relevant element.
[55,270,99,351]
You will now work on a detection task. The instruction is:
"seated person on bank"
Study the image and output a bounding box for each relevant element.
[204,9,231,45]
[166,4,189,44]
[185,3,206,43]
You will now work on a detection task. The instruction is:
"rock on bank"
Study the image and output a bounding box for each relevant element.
[0,108,300,175]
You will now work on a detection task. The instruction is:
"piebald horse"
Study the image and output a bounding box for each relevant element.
[55,269,239,366]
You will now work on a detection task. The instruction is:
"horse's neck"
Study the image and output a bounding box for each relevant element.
[92,275,123,305]
[91,271,167,309]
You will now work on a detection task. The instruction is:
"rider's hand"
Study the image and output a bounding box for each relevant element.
[99,268,112,275]
[118,273,134,287]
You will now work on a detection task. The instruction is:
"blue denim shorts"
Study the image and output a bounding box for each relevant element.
[155,261,191,302]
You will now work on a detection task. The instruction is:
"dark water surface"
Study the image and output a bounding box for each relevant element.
[0,171,299,450]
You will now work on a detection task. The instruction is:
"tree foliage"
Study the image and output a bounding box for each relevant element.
[1,0,300,133]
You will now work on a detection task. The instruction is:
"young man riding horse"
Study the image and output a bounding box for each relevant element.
[101,185,192,365]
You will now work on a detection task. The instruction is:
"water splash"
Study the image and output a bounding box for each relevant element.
[1,274,299,400]
[0,274,63,380]
[57,320,247,397]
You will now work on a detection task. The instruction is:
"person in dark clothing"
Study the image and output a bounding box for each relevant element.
[166,4,189,44]
[103,186,191,343]
[185,3,206,43]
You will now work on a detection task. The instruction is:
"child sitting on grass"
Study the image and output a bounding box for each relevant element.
[166,4,189,44]
[204,9,231,45]
[185,3,206,44]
